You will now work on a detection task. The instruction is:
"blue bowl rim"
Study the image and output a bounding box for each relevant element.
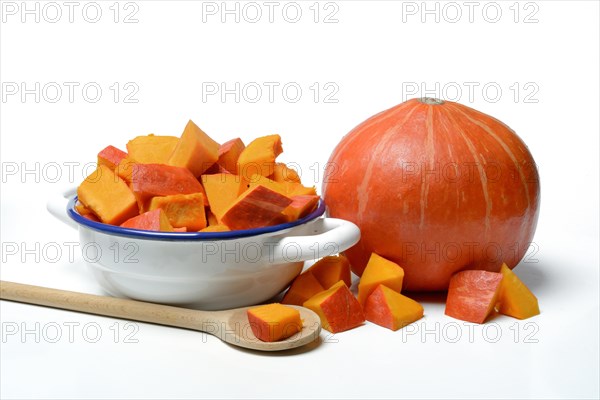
[67,196,326,241]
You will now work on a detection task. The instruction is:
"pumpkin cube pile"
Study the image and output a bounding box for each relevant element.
[280,254,540,336]
[282,254,423,333]
[75,120,318,232]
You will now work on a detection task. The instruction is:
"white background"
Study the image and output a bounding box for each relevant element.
[1,1,599,398]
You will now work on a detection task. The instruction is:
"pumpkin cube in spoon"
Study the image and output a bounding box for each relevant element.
[168,120,220,177]
[77,165,138,225]
[220,185,292,230]
[303,281,365,333]
[364,285,424,331]
[247,303,302,342]
[357,253,405,305]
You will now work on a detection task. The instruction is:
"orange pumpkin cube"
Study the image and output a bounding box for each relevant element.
[120,209,174,232]
[283,181,318,197]
[97,145,127,171]
[364,285,424,331]
[445,270,503,324]
[148,193,207,231]
[272,162,301,184]
[247,303,302,342]
[281,271,325,306]
[357,253,405,305]
[283,195,320,222]
[199,224,230,233]
[303,281,365,333]
[131,163,205,203]
[126,134,179,164]
[220,185,292,230]
[75,203,100,222]
[243,173,288,197]
[217,138,245,174]
[496,263,540,319]
[77,165,138,225]
[202,174,242,221]
[237,134,282,180]
[115,155,138,184]
[307,255,352,289]
[168,120,220,177]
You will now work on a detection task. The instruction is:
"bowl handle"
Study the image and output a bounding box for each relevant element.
[265,217,360,264]
[47,186,78,230]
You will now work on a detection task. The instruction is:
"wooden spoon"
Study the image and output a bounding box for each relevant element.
[0,281,321,352]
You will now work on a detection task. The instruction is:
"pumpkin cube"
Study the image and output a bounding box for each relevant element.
[168,120,220,177]
[247,303,302,342]
[364,285,424,331]
[283,181,318,197]
[283,195,320,222]
[148,193,207,231]
[115,155,138,184]
[445,270,503,324]
[75,203,100,222]
[173,227,187,232]
[120,209,174,232]
[202,173,242,221]
[307,255,352,289]
[303,281,365,333]
[131,163,206,211]
[77,165,138,225]
[126,134,179,164]
[237,134,282,180]
[199,224,230,233]
[357,253,405,305]
[220,185,292,230]
[243,173,288,197]
[217,138,245,174]
[281,271,325,306]
[97,145,127,171]
[272,162,301,184]
[496,263,540,319]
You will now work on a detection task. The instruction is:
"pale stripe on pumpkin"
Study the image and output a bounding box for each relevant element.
[443,107,492,238]
[356,107,418,220]
[450,104,531,209]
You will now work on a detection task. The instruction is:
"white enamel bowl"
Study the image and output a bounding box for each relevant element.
[47,188,360,310]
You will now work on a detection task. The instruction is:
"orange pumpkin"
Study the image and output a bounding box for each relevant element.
[323,98,540,291]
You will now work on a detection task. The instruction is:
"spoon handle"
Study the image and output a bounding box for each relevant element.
[0,280,212,331]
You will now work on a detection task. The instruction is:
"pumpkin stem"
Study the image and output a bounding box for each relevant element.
[418,97,445,105]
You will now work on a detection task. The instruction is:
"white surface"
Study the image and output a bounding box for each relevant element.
[1,1,599,399]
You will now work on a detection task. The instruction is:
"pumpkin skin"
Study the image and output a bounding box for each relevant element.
[323,98,540,291]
